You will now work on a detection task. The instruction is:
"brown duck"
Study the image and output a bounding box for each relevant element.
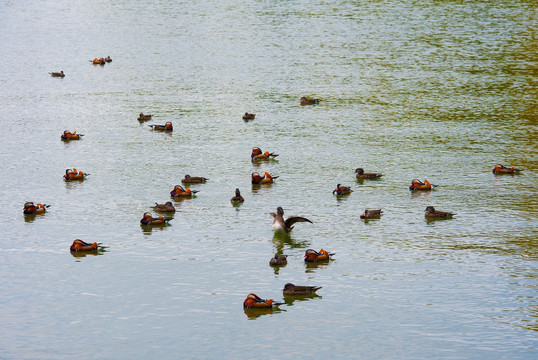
[138,113,153,121]
[360,209,383,219]
[230,188,244,204]
[269,254,288,266]
[181,174,208,184]
[282,283,322,296]
[425,206,455,219]
[49,71,65,77]
[355,168,383,179]
[300,97,320,105]
[152,201,176,213]
[242,112,256,120]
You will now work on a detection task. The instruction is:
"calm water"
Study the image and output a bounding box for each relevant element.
[0,0,536,359]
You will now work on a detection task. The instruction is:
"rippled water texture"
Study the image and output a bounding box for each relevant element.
[0,0,536,359]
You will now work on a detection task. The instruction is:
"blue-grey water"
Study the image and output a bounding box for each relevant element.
[0,0,536,359]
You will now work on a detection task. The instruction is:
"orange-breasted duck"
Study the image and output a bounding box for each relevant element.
[355,168,383,179]
[492,164,522,174]
[23,202,50,214]
[61,130,84,141]
[269,254,288,266]
[304,248,334,263]
[152,201,176,213]
[181,175,208,184]
[230,188,244,204]
[252,171,278,184]
[409,179,436,191]
[138,113,153,121]
[170,185,198,197]
[149,122,173,131]
[270,206,312,233]
[140,212,171,226]
[243,293,282,309]
[243,113,256,120]
[63,168,88,181]
[282,283,322,296]
[91,58,106,65]
[360,209,383,219]
[300,96,319,105]
[49,71,65,77]
[425,206,455,219]
[333,184,353,195]
[251,147,278,161]
[70,239,107,252]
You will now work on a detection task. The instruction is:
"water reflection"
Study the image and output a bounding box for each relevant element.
[24,213,46,223]
[272,232,310,252]
[64,179,87,189]
[283,294,322,306]
[140,223,171,235]
[304,261,332,273]
[243,307,284,320]
[250,183,275,195]
[425,217,454,224]
[70,249,107,259]
[334,195,350,203]
[409,191,432,200]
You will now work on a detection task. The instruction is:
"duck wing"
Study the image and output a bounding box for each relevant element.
[294,285,322,293]
[285,216,312,229]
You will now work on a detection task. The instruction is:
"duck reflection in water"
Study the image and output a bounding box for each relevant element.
[243,307,284,319]
[410,190,432,200]
[272,231,311,251]
[24,212,46,223]
[70,251,104,259]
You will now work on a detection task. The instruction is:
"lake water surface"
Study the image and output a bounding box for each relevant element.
[0,0,536,359]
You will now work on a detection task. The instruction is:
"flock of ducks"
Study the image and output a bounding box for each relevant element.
[48,56,112,78]
[40,70,525,312]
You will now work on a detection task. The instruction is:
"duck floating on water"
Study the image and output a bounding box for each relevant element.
[242,112,256,120]
[151,201,176,213]
[360,209,383,219]
[304,248,334,263]
[49,71,65,77]
[140,212,171,226]
[282,283,322,296]
[138,113,153,121]
[149,122,173,131]
[424,206,455,219]
[251,147,278,161]
[355,168,383,179]
[409,179,436,191]
[333,184,353,195]
[230,188,244,205]
[243,293,282,309]
[170,185,198,197]
[91,58,106,65]
[61,130,83,141]
[64,168,88,181]
[270,206,312,233]
[70,239,107,252]
[492,164,522,175]
[269,254,288,266]
[23,202,50,215]
[300,96,319,105]
[181,175,208,184]
[251,171,278,184]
